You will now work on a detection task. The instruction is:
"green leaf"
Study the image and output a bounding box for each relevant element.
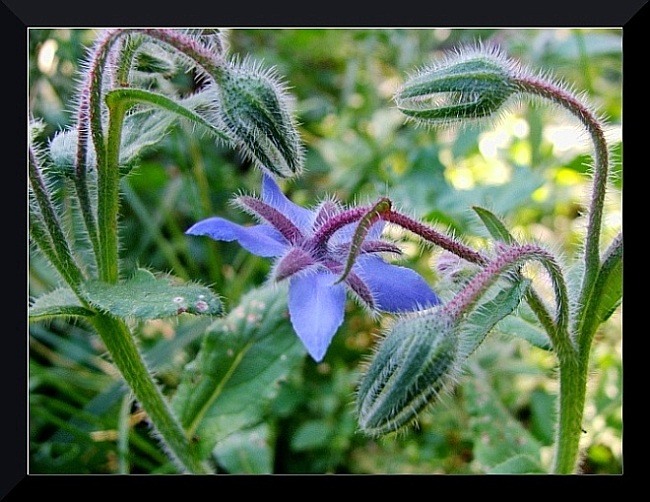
[464,376,543,472]
[107,88,229,148]
[496,314,552,351]
[119,107,177,173]
[290,419,335,452]
[472,206,515,244]
[488,454,545,474]
[212,423,274,473]
[83,269,221,320]
[29,287,94,321]
[171,284,305,458]
[529,388,556,446]
[595,255,622,324]
[460,279,531,358]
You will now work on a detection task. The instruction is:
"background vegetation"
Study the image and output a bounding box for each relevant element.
[29,28,622,474]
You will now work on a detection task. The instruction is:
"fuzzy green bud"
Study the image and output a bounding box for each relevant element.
[214,59,304,178]
[357,308,459,436]
[395,46,517,126]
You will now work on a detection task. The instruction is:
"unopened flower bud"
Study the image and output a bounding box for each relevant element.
[356,308,459,436]
[214,59,304,178]
[395,45,517,126]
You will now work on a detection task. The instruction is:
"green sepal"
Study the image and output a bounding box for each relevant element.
[214,62,304,178]
[83,268,221,320]
[396,51,516,126]
[356,307,459,436]
[460,278,531,358]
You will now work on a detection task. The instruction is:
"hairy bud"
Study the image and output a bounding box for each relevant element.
[356,308,459,436]
[395,45,517,126]
[213,58,304,178]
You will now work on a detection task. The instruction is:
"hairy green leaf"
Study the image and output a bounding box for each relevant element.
[464,376,543,472]
[496,314,553,351]
[595,255,622,324]
[83,269,221,320]
[472,206,515,244]
[29,287,94,321]
[460,279,531,358]
[172,284,305,458]
[212,423,273,473]
[488,454,545,474]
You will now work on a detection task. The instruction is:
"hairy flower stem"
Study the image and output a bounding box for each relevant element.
[513,76,609,340]
[384,210,487,265]
[331,203,561,348]
[97,98,127,283]
[91,314,211,474]
[386,210,568,346]
[445,244,569,332]
[73,30,124,273]
[140,29,224,78]
[29,149,84,289]
[513,75,615,474]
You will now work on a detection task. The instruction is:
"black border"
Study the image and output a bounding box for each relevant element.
[11,0,641,496]
[0,0,647,27]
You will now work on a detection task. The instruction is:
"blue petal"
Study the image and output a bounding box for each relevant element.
[186,217,287,257]
[262,174,313,232]
[288,271,347,362]
[356,256,441,312]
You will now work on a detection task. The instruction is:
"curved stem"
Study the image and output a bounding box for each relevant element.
[444,244,570,339]
[384,210,487,266]
[383,210,565,349]
[514,74,615,473]
[514,76,610,341]
[29,149,84,289]
[91,314,210,473]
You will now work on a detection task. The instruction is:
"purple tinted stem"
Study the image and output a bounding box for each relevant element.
[384,211,487,265]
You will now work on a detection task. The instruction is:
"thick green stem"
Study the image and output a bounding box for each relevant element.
[553,348,588,473]
[97,100,127,283]
[91,314,210,473]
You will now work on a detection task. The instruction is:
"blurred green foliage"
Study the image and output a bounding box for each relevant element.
[29,28,621,474]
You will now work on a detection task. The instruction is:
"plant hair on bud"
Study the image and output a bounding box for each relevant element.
[356,307,461,436]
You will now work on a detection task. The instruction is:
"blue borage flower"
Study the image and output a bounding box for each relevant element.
[187,174,440,361]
